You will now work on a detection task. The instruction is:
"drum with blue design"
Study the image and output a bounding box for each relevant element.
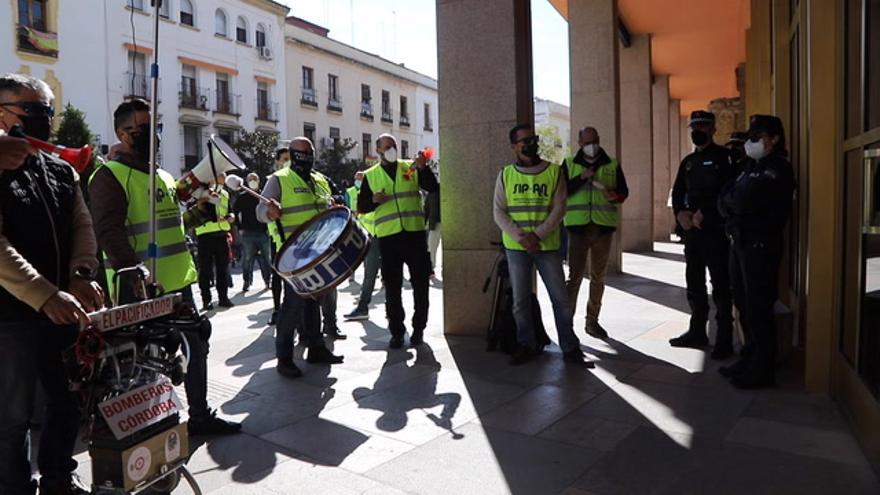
[274,207,370,297]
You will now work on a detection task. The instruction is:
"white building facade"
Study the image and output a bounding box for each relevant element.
[2,0,289,176]
[534,96,571,153]
[284,17,439,165]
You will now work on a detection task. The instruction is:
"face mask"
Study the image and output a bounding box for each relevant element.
[582,143,598,158]
[691,130,710,147]
[21,115,52,142]
[247,180,259,189]
[354,179,362,188]
[744,138,768,160]
[290,149,314,173]
[382,147,398,163]
[129,124,158,158]
[522,142,541,162]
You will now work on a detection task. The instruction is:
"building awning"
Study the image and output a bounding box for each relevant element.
[179,114,211,126]
[548,0,750,115]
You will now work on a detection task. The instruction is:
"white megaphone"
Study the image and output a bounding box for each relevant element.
[176,134,246,202]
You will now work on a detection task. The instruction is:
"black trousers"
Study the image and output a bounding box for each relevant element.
[197,232,230,302]
[379,230,431,338]
[729,235,783,375]
[683,229,733,337]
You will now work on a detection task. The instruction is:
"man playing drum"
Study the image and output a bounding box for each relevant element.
[258,137,345,378]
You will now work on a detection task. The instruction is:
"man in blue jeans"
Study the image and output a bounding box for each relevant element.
[493,123,592,367]
[234,172,273,292]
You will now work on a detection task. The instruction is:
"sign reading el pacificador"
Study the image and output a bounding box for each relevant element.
[98,377,184,439]
[87,294,181,332]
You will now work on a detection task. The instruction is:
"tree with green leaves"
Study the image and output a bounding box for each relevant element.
[536,124,568,165]
[231,129,279,178]
[53,103,95,148]
[317,137,362,190]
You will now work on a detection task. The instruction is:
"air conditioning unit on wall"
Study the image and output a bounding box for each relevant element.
[321,137,334,148]
[258,46,273,60]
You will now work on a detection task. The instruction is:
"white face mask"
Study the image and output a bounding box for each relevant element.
[744,138,768,160]
[382,147,398,163]
[247,180,259,189]
[354,179,362,188]
[582,143,599,158]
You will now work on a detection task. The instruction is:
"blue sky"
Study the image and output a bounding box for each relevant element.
[279,0,570,106]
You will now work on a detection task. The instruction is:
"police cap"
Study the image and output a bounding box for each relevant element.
[748,114,784,138]
[688,110,715,127]
[725,131,749,146]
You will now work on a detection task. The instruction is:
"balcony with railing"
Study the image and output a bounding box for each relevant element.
[327,94,343,113]
[360,101,374,121]
[16,24,58,58]
[179,83,210,111]
[400,114,411,127]
[381,107,394,124]
[301,87,318,108]
[215,92,241,116]
[124,72,162,102]
[256,100,279,123]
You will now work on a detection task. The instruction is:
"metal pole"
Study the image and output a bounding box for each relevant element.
[147,0,162,279]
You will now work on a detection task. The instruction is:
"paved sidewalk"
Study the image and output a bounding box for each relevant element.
[74,243,879,494]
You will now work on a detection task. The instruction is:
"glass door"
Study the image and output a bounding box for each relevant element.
[860,148,880,395]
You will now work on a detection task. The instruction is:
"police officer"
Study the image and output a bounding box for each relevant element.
[719,115,795,389]
[90,98,241,436]
[258,137,344,377]
[725,131,749,166]
[669,110,736,359]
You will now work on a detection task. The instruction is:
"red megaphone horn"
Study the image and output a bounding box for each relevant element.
[8,125,94,173]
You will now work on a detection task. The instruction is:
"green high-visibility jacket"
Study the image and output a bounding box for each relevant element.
[346,185,376,236]
[194,188,231,235]
[93,161,198,294]
[563,156,620,227]
[501,163,561,251]
[365,160,425,238]
[273,166,331,237]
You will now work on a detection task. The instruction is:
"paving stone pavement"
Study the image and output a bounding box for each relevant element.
[73,243,880,494]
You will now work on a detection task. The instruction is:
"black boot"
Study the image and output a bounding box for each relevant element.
[307,345,344,364]
[276,358,302,378]
[410,328,424,346]
[669,330,709,348]
[323,325,347,340]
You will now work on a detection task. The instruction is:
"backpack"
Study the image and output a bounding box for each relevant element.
[485,255,551,354]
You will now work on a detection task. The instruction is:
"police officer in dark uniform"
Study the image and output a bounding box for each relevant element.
[669,111,737,359]
[718,115,795,389]
[725,131,749,166]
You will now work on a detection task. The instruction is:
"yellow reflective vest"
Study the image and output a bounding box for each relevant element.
[194,188,231,235]
[364,160,425,238]
[563,156,620,228]
[273,166,331,238]
[501,163,561,251]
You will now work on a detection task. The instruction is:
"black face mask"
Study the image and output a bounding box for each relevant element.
[691,130,710,147]
[129,124,158,158]
[21,115,52,142]
[522,142,541,162]
[290,149,314,174]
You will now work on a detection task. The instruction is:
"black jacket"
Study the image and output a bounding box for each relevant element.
[672,142,737,232]
[0,153,77,321]
[718,152,795,240]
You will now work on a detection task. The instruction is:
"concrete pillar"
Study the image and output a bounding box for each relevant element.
[618,34,653,252]
[437,0,533,336]
[745,0,772,117]
[651,75,671,242]
[569,0,621,268]
[680,115,691,162]
[668,99,681,186]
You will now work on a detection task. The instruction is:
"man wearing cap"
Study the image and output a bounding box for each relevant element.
[670,110,737,358]
[725,131,749,167]
[719,114,795,389]
[357,133,437,348]
[562,126,629,339]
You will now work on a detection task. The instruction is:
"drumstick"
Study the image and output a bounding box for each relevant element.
[225,175,271,203]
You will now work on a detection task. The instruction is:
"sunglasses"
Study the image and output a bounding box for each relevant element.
[0,102,54,118]
[516,136,539,145]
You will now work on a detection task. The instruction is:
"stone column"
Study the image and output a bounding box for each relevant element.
[618,34,653,252]
[668,99,681,195]
[680,115,691,163]
[569,0,621,269]
[652,75,671,242]
[437,0,533,336]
